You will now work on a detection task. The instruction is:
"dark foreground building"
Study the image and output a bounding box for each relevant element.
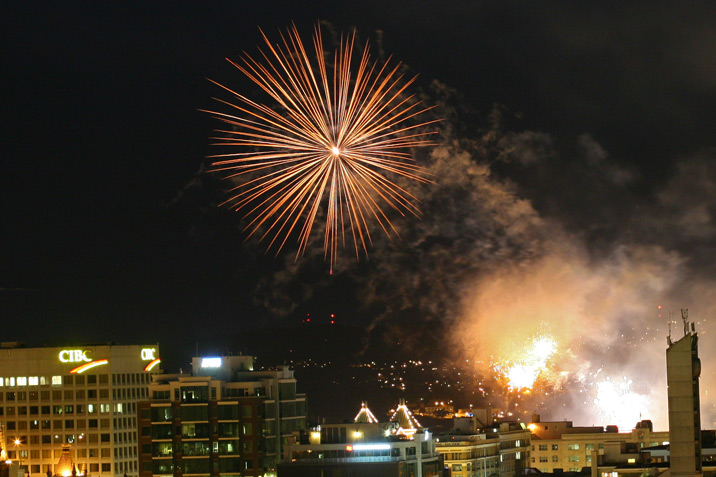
[137,355,306,477]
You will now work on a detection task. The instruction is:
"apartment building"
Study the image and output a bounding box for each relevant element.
[138,355,305,477]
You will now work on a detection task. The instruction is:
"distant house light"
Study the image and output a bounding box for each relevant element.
[201,357,222,368]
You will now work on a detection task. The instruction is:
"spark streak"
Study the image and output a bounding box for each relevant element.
[205,24,437,270]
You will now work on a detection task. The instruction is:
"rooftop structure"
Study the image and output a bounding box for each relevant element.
[279,400,443,477]
[354,401,379,424]
[390,398,422,437]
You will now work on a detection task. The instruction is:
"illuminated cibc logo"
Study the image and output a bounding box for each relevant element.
[140,348,156,361]
[59,349,91,363]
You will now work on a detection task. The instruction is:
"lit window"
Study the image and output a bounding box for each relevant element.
[29,377,39,386]
[628,458,635,464]
[40,377,47,385]
[9,377,15,387]
[17,377,27,386]
[115,403,123,413]
[52,376,62,386]
[0,378,4,386]
[568,444,580,450]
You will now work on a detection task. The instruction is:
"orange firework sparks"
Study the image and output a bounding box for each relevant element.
[204,24,437,270]
[494,333,558,391]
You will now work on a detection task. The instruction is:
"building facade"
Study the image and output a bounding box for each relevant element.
[528,418,668,474]
[279,422,443,477]
[667,313,702,477]
[0,342,162,477]
[436,421,530,477]
[137,355,305,477]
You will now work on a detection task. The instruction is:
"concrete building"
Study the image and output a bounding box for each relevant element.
[0,342,162,477]
[137,355,305,477]
[278,402,443,477]
[666,311,702,477]
[437,434,501,477]
[436,416,531,477]
[528,417,668,473]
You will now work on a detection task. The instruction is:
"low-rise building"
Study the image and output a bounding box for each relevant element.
[436,415,530,477]
[528,417,668,473]
[278,401,443,477]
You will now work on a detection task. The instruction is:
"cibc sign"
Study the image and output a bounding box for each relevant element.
[59,349,92,363]
[141,348,157,361]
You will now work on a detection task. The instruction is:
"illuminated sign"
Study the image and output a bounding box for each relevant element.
[141,348,156,361]
[59,350,91,363]
[70,359,109,374]
[351,443,391,451]
[201,357,222,368]
[144,359,161,372]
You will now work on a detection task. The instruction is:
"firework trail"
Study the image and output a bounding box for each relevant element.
[204,24,437,270]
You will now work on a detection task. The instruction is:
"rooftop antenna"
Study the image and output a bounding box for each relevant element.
[668,321,672,345]
[667,310,674,345]
[681,309,689,336]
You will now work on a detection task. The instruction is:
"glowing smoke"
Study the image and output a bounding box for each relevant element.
[242,83,716,430]
[494,331,558,390]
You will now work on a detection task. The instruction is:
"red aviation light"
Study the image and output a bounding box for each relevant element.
[345,445,353,452]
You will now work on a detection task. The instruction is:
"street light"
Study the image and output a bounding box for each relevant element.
[13,438,23,466]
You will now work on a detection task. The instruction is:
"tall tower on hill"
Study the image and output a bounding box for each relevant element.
[666,309,702,477]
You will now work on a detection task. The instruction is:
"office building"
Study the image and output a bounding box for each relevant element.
[0,342,162,477]
[137,355,305,477]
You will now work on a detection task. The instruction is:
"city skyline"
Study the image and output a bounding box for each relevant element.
[4,1,716,433]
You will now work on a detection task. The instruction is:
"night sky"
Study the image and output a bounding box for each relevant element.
[4,1,716,426]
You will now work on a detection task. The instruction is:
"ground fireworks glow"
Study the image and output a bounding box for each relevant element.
[494,332,558,391]
[592,376,647,431]
[205,24,436,270]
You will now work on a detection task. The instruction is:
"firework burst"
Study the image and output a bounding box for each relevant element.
[204,24,437,270]
[494,331,559,391]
